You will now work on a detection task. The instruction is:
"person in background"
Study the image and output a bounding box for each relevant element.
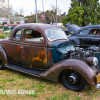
[96,30,100,35]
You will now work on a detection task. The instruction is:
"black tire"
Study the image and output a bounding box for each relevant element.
[0,55,5,70]
[61,70,87,92]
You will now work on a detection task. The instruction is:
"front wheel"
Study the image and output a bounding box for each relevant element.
[61,70,87,92]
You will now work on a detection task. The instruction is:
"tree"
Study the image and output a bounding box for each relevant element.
[19,7,24,17]
[0,0,13,18]
[50,4,62,24]
[62,0,100,26]
[25,5,64,24]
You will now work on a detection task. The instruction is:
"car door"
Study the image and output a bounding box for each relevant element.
[73,29,89,45]
[21,29,47,70]
[3,29,22,64]
[86,30,100,46]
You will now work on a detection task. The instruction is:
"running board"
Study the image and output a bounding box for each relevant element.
[5,63,45,77]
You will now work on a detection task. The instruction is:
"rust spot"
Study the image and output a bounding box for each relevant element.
[32,51,47,64]
[48,52,52,60]
[16,46,20,53]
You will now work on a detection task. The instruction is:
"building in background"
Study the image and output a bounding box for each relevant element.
[0,16,24,25]
[53,23,64,27]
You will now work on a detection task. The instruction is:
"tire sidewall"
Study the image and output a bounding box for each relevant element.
[62,70,87,92]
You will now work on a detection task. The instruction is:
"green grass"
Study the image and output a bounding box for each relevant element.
[0,68,100,100]
[29,93,38,98]
[87,93,93,97]
[75,97,81,100]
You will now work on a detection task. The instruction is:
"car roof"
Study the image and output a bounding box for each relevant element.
[14,23,60,32]
[81,25,100,29]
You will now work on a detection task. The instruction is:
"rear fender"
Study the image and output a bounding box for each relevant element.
[0,46,7,65]
[40,59,96,85]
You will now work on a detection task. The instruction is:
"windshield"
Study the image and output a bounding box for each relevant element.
[79,29,90,35]
[45,29,68,42]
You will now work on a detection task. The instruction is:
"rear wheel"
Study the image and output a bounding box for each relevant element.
[0,55,5,70]
[61,70,87,92]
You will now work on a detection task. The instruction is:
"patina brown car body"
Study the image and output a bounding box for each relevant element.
[0,23,100,91]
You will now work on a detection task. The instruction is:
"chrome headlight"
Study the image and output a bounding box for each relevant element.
[93,57,98,66]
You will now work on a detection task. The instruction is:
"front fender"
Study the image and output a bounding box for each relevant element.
[0,46,7,66]
[40,59,96,85]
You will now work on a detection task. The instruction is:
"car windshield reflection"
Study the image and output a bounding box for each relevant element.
[45,29,68,42]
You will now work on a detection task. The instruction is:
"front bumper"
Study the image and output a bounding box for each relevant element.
[96,73,100,89]
[97,84,100,89]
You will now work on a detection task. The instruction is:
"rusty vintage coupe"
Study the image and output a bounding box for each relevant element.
[0,23,100,92]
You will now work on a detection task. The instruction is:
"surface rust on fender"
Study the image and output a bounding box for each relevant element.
[40,59,96,85]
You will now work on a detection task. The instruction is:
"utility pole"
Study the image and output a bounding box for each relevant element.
[56,0,57,26]
[8,0,10,25]
[42,0,45,22]
[35,0,38,23]
[42,0,44,13]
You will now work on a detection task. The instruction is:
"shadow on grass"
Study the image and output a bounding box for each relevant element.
[5,68,59,85]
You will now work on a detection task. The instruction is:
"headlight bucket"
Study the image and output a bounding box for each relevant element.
[85,57,98,66]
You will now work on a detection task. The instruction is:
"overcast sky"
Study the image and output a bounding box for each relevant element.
[6,0,100,16]
[6,0,71,16]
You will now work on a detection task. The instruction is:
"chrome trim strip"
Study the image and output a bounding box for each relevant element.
[72,37,100,39]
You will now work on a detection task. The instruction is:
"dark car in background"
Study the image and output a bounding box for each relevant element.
[67,25,100,47]
[4,24,20,33]
[65,24,100,69]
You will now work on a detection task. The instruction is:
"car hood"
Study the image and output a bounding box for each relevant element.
[52,41,75,54]
[65,24,80,33]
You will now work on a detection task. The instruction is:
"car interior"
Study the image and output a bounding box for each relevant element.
[89,29,100,35]
[24,30,44,42]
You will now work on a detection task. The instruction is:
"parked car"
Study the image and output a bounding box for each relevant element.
[0,23,100,92]
[0,24,4,33]
[66,24,100,69]
[68,25,100,47]
[3,24,20,33]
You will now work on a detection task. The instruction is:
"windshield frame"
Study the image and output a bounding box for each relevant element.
[45,28,68,42]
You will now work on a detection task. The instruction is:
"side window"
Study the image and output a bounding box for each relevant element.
[89,29,100,35]
[14,30,21,40]
[79,29,89,35]
[24,29,44,42]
